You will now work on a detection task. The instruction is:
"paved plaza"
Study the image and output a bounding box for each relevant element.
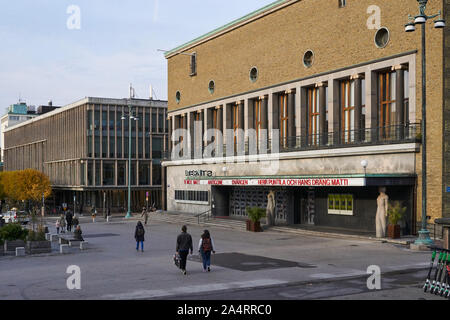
[0,215,445,300]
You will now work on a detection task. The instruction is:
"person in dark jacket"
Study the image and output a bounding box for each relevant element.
[74,225,84,241]
[66,210,73,232]
[198,230,216,272]
[176,225,193,275]
[135,221,145,252]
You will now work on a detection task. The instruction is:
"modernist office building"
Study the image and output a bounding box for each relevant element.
[4,97,168,213]
[163,0,450,235]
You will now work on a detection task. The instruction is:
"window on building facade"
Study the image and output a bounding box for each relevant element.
[158,111,164,133]
[109,110,115,158]
[87,161,93,186]
[95,161,101,186]
[341,80,356,143]
[130,162,136,185]
[152,136,163,159]
[152,111,157,132]
[328,194,353,216]
[379,71,396,139]
[307,87,320,145]
[80,162,85,186]
[139,162,150,185]
[175,190,209,203]
[116,109,122,158]
[254,99,262,145]
[103,162,115,185]
[279,93,289,147]
[338,0,346,8]
[87,110,93,157]
[138,111,143,158]
[190,53,197,76]
[250,67,258,82]
[152,160,162,185]
[118,161,126,185]
[232,103,239,151]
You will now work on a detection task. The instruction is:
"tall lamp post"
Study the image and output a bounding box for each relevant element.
[122,88,139,219]
[404,0,445,245]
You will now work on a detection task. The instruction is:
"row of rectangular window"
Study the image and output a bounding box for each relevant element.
[175,190,209,203]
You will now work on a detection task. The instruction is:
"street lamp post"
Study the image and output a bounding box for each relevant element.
[404,0,445,245]
[123,101,138,219]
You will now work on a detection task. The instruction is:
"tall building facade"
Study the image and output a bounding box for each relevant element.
[4,97,168,213]
[163,0,450,235]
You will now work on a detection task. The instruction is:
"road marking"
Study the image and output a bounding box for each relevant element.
[101,279,287,300]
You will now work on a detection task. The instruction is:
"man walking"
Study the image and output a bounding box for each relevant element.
[65,210,73,232]
[141,206,149,225]
[176,225,193,275]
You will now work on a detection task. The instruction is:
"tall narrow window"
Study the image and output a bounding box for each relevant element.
[232,104,239,151]
[254,99,262,144]
[279,94,289,148]
[190,53,197,76]
[379,71,396,139]
[307,88,320,146]
[341,80,355,143]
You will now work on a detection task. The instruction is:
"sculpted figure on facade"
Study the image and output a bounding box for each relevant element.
[266,190,276,227]
[376,187,389,238]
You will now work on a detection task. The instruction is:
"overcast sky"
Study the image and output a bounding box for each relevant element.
[0,0,275,113]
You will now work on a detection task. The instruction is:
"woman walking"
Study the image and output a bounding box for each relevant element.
[198,230,215,272]
[135,221,145,252]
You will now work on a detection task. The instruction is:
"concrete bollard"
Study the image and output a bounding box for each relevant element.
[15,247,26,257]
[60,244,70,254]
[80,241,89,250]
[51,234,59,242]
[45,233,51,241]
[69,240,81,247]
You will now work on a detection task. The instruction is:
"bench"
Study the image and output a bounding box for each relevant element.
[60,244,70,254]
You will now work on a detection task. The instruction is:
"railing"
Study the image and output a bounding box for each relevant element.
[195,209,212,224]
[163,123,421,161]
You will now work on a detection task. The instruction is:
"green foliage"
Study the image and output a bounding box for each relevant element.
[246,207,266,223]
[387,201,407,225]
[0,223,28,241]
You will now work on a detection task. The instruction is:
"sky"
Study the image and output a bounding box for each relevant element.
[0,0,276,113]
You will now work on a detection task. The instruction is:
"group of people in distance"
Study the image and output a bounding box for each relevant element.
[55,209,83,241]
[134,220,215,276]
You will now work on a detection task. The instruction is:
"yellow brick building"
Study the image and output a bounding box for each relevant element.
[163,0,450,237]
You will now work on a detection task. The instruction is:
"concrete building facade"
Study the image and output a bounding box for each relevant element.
[3,97,168,214]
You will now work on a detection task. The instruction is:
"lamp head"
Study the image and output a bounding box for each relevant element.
[434,19,446,29]
[405,22,416,32]
[414,15,427,24]
[361,160,368,169]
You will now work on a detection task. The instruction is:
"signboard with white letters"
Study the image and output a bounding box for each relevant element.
[184,178,366,187]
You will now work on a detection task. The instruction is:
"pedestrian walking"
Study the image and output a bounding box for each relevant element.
[198,230,215,272]
[74,225,84,241]
[55,219,60,234]
[59,214,66,233]
[66,210,73,232]
[91,207,97,223]
[72,215,79,229]
[141,206,149,225]
[135,221,145,252]
[107,207,111,222]
[176,225,193,275]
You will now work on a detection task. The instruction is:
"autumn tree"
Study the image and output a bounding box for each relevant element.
[1,169,52,213]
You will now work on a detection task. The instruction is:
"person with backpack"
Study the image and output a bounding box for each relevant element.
[59,214,66,233]
[176,225,193,275]
[65,210,73,232]
[198,230,215,272]
[135,221,145,252]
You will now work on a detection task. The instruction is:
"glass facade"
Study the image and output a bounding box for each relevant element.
[82,104,167,187]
